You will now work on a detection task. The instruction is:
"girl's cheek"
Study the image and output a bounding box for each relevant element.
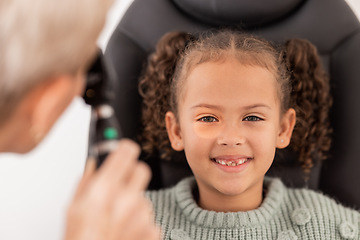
[193,124,220,140]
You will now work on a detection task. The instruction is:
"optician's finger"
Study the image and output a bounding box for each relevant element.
[96,139,140,186]
[126,161,152,192]
[73,157,97,199]
[84,157,96,178]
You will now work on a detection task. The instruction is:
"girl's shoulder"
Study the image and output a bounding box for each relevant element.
[280,179,360,239]
[264,177,359,213]
[284,182,359,214]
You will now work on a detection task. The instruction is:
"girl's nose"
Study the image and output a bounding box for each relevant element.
[216,124,246,146]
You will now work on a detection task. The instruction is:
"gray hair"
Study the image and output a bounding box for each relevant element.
[0,0,113,124]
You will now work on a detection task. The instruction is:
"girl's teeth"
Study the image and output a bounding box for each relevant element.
[215,158,248,166]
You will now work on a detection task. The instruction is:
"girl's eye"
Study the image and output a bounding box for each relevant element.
[243,115,263,121]
[198,116,218,122]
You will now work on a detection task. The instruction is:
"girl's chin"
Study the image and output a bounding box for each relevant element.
[215,185,248,197]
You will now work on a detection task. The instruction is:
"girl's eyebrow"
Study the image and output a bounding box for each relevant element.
[191,104,223,110]
[191,103,272,110]
[243,104,272,110]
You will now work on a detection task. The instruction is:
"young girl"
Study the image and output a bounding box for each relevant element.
[139,30,359,239]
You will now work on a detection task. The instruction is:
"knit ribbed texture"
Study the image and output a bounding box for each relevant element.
[146,177,360,240]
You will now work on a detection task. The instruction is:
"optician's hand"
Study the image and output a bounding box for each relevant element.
[64,139,160,240]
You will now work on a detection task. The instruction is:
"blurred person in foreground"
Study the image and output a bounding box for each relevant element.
[0,0,160,239]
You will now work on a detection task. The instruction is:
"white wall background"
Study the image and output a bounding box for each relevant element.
[0,0,359,239]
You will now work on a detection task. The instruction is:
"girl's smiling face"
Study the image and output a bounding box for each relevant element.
[166,57,295,212]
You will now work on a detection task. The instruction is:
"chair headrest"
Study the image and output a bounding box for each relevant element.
[172,0,305,27]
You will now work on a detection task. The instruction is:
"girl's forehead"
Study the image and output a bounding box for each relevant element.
[179,58,280,108]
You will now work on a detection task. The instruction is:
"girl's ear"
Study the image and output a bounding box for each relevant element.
[165,111,184,151]
[277,108,296,149]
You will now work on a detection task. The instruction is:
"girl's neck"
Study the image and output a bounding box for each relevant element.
[196,180,264,212]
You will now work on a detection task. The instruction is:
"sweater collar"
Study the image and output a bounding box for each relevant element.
[174,177,285,228]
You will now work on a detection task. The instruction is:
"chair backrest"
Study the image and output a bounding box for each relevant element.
[104,0,360,209]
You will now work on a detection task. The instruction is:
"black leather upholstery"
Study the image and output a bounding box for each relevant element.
[104,0,360,208]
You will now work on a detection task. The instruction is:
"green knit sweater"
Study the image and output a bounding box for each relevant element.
[146,177,360,240]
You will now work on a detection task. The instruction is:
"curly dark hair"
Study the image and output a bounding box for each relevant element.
[282,39,332,174]
[139,30,332,174]
[138,32,191,158]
